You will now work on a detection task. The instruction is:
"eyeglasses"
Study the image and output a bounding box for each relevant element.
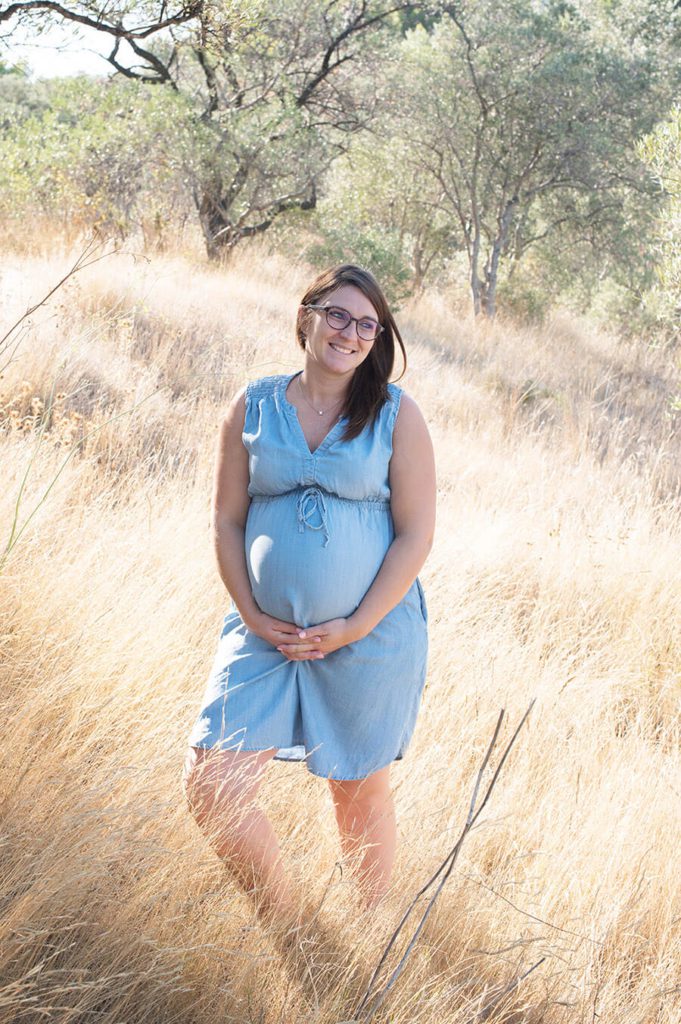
[305,304,383,342]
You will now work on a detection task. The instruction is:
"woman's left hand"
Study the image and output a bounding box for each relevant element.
[276,618,362,660]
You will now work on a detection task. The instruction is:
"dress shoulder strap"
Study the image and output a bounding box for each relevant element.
[243,374,286,438]
[245,374,282,403]
[382,382,403,434]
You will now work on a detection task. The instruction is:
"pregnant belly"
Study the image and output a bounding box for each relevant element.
[245,491,393,627]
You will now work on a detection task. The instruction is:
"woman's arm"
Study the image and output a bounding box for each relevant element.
[348,392,435,636]
[213,389,318,652]
[277,393,435,658]
[211,388,258,621]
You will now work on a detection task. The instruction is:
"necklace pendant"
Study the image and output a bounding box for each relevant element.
[318,410,324,416]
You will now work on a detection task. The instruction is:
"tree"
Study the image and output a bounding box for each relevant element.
[379,0,680,315]
[0,0,416,258]
[0,2,199,84]
[0,75,200,243]
[313,135,453,296]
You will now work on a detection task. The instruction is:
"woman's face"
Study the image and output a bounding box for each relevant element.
[300,284,380,378]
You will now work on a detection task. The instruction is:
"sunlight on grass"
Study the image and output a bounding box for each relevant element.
[1,240,680,1023]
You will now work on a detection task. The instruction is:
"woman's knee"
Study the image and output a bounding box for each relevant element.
[329,766,393,814]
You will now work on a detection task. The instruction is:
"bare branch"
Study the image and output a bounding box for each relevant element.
[354,701,536,1022]
[0,0,199,39]
[444,5,490,117]
[1,238,109,359]
[126,35,175,85]
[196,45,219,115]
[296,1,415,108]
[475,957,546,1020]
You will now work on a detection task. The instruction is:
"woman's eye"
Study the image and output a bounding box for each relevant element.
[359,320,377,332]
[327,309,347,323]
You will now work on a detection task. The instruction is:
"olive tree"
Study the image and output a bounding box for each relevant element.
[0,75,200,242]
[381,0,680,316]
[0,0,417,258]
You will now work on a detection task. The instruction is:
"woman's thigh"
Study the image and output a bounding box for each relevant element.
[183,745,278,813]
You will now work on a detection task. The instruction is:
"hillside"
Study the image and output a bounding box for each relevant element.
[1,242,680,1023]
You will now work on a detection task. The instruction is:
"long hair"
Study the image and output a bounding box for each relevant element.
[296,264,407,441]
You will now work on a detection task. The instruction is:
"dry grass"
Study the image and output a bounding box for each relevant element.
[1,236,680,1023]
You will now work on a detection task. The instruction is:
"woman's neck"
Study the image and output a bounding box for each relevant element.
[299,365,351,410]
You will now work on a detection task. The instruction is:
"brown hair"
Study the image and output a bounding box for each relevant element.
[296,264,407,441]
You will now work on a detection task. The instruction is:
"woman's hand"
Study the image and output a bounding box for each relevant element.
[245,609,324,659]
[275,617,364,660]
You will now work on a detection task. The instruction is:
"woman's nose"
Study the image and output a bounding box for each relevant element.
[340,319,359,341]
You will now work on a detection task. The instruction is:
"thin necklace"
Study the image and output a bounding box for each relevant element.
[297,374,344,417]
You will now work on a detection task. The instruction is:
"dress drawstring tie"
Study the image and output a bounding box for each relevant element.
[297,486,330,547]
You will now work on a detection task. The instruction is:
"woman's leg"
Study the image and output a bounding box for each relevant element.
[328,766,395,908]
[183,745,294,920]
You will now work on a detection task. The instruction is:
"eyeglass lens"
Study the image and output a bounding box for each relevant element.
[325,307,380,341]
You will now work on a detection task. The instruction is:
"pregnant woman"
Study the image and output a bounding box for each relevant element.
[183,263,436,920]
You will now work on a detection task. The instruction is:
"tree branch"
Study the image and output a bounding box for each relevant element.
[196,45,219,115]
[444,5,490,117]
[0,0,199,39]
[295,1,415,108]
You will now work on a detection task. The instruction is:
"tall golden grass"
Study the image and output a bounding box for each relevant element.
[1,238,680,1023]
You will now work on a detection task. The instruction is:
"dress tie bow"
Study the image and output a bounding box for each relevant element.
[296,486,330,548]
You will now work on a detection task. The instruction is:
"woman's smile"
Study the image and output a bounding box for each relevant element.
[329,341,357,355]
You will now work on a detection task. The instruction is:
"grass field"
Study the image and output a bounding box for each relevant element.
[1,239,680,1023]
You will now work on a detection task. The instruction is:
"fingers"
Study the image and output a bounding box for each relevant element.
[276,651,323,659]
[272,623,300,637]
[270,618,323,640]
[276,642,323,656]
[276,635,323,647]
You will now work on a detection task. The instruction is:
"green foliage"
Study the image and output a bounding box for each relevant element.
[306,222,412,306]
[0,68,53,128]
[183,0,397,256]
[638,107,681,336]
[0,76,201,242]
[2,0,680,318]
[382,0,677,315]
[310,139,451,297]
[0,61,28,77]
[266,0,674,314]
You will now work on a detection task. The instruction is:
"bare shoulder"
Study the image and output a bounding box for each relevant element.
[392,390,432,449]
[225,384,248,418]
[389,388,436,525]
[394,390,426,426]
[221,385,247,432]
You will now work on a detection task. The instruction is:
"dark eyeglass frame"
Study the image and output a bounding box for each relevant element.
[304,304,384,342]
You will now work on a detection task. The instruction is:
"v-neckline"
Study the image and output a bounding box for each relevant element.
[279,372,346,457]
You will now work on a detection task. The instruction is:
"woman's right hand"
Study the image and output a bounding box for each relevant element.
[244,609,324,659]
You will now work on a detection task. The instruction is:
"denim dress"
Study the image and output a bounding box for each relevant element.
[187,372,429,780]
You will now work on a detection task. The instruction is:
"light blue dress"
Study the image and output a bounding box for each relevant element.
[187,372,428,780]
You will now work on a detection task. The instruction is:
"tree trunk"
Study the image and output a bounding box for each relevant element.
[197,188,234,260]
[469,231,482,316]
[483,198,517,318]
[196,179,317,261]
[412,239,425,295]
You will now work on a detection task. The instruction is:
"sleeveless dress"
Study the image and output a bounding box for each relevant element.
[187,372,429,780]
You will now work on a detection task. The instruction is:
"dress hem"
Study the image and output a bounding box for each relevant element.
[187,741,407,781]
